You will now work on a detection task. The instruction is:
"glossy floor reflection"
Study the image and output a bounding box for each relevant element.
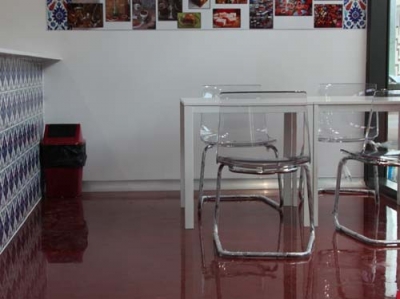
[1,191,400,298]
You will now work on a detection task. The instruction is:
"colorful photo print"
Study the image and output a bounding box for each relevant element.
[106,0,131,22]
[67,3,104,28]
[188,0,210,9]
[47,0,70,30]
[314,4,342,28]
[343,0,366,29]
[213,9,241,28]
[215,0,247,4]
[158,0,182,21]
[275,0,312,16]
[249,0,273,29]
[132,0,156,29]
[177,12,201,28]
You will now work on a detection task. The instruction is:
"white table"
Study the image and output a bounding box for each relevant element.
[180,96,400,229]
[310,96,400,219]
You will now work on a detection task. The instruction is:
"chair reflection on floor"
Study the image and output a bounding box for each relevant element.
[198,202,314,299]
[317,229,399,299]
[332,232,379,299]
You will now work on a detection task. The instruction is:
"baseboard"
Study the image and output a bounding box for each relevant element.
[83,177,366,192]
[318,177,366,189]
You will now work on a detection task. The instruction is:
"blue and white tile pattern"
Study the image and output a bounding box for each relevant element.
[0,54,43,252]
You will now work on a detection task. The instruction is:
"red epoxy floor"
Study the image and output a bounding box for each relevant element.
[2,191,400,299]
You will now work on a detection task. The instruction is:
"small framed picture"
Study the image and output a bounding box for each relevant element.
[314,4,343,28]
[213,9,241,28]
[178,13,201,28]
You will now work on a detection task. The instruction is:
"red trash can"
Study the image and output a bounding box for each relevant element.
[41,124,87,198]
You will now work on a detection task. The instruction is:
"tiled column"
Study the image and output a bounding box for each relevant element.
[0,54,44,253]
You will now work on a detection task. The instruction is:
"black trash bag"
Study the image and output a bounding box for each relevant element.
[40,143,87,168]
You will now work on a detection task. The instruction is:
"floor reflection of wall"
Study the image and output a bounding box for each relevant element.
[0,206,46,299]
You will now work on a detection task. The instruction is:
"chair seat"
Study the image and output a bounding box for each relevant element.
[340,149,400,166]
[217,155,310,174]
[201,135,278,147]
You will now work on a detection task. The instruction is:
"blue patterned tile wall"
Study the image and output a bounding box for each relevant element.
[0,54,43,253]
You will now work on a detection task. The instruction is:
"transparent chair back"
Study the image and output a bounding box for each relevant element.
[318,83,378,143]
[200,84,261,144]
[217,91,310,173]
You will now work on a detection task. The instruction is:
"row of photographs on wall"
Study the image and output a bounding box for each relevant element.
[47,0,366,30]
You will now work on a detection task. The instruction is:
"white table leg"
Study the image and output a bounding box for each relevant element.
[311,104,319,226]
[180,103,185,208]
[183,105,195,229]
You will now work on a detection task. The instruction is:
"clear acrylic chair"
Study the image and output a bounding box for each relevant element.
[317,83,378,196]
[333,94,400,246]
[213,91,315,258]
[198,85,283,215]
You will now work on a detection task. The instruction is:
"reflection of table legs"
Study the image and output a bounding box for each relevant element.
[180,210,195,299]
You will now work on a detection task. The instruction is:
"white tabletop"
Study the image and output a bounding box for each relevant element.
[181,96,400,106]
[181,97,308,106]
[310,96,400,105]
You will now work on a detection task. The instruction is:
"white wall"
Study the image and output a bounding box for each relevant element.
[0,0,367,189]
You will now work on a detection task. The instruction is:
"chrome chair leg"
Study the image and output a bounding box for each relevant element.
[312,150,379,197]
[198,144,215,216]
[333,156,400,246]
[320,188,376,196]
[213,163,225,253]
[298,167,305,205]
[213,163,315,259]
[297,156,376,202]
[333,157,348,217]
[266,144,284,208]
[319,163,377,197]
[372,165,380,205]
[199,144,284,216]
[304,164,315,231]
